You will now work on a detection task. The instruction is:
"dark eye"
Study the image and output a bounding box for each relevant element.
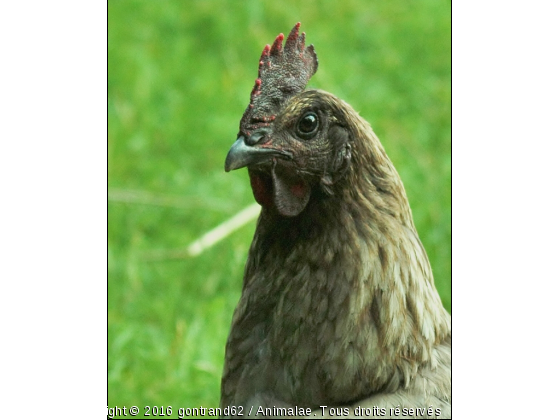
[296,112,319,139]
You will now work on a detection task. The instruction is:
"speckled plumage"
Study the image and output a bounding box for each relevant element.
[221,24,451,419]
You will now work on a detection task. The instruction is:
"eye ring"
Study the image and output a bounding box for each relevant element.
[296,112,319,139]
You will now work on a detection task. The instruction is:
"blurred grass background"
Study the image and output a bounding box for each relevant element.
[108,0,450,416]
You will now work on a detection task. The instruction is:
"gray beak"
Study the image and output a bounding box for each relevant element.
[224,136,291,172]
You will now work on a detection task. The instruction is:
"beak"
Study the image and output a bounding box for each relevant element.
[224,135,291,172]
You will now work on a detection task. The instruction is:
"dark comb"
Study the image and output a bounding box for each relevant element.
[239,23,319,133]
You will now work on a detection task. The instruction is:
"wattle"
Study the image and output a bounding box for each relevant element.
[249,171,274,208]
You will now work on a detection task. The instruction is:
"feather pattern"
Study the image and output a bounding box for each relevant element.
[221,24,451,419]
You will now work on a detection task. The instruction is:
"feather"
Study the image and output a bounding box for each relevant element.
[221,23,451,419]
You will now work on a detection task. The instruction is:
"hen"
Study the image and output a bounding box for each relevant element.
[221,23,451,419]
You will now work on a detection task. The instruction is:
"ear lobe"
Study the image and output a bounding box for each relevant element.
[272,161,311,217]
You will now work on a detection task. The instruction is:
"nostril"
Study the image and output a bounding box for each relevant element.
[246,132,265,146]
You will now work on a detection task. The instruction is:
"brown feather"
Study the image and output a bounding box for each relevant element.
[221,24,450,419]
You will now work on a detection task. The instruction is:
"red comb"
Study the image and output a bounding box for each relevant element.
[240,23,319,132]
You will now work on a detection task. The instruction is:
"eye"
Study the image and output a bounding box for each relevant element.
[296,112,319,139]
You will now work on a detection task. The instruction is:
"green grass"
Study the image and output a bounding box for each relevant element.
[108,1,450,416]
